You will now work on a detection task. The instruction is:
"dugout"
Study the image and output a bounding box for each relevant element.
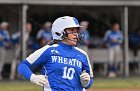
[1,0,140,77]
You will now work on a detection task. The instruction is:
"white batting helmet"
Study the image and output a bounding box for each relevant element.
[51,16,82,40]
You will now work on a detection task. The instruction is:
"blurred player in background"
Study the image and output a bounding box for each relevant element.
[18,16,93,91]
[0,21,10,80]
[10,23,32,80]
[78,21,90,55]
[37,21,52,45]
[104,22,123,78]
[129,27,140,61]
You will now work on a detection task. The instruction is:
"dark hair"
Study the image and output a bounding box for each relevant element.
[135,27,140,33]
[111,22,119,26]
[49,39,61,45]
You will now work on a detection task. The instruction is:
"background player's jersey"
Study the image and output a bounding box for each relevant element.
[18,42,93,91]
[104,29,123,47]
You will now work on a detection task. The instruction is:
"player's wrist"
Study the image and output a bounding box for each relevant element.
[30,74,38,83]
[80,71,90,87]
[85,78,94,89]
[30,74,49,87]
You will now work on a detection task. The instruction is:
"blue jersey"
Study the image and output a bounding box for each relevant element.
[104,29,123,47]
[78,30,90,46]
[37,29,52,41]
[129,32,140,45]
[0,29,10,47]
[11,31,20,46]
[18,42,93,91]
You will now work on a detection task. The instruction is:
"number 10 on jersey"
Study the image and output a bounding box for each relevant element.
[62,67,75,80]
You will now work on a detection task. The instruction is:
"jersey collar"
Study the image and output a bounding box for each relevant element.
[58,42,73,49]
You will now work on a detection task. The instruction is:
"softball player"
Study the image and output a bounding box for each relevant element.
[18,16,93,91]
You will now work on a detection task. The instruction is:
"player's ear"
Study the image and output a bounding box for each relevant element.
[62,30,68,39]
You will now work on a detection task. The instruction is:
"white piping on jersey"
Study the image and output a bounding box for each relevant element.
[26,44,59,64]
[43,66,52,91]
[43,66,47,77]
[74,47,93,77]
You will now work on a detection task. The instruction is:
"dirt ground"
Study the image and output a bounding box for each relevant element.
[87,88,140,91]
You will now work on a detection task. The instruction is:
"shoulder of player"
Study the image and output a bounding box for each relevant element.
[49,44,59,49]
[104,30,111,36]
[106,29,112,34]
[2,30,9,35]
[74,47,88,56]
[26,44,59,63]
[118,30,123,34]
[38,44,59,52]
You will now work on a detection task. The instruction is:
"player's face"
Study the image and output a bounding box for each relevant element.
[112,24,120,31]
[63,27,79,46]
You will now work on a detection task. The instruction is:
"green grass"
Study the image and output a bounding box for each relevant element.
[93,78,140,89]
[0,78,140,91]
[0,81,41,91]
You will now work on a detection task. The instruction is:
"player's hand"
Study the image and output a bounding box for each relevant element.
[0,34,3,41]
[30,74,49,87]
[80,70,90,87]
[111,38,117,43]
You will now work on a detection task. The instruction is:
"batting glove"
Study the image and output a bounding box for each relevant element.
[80,70,90,87]
[30,74,49,87]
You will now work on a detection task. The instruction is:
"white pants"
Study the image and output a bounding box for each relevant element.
[108,46,121,65]
[43,87,52,91]
[43,87,86,91]
[10,46,20,80]
[0,47,6,76]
